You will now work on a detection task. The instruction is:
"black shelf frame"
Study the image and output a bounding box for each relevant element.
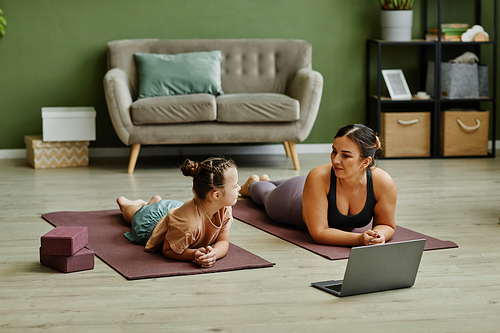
[366,0,497,158]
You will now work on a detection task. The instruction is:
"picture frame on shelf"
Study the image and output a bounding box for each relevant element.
[382,69,412,100]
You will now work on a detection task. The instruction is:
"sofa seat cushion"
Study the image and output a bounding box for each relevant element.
[216,93,300,123]
[131,94,216,125]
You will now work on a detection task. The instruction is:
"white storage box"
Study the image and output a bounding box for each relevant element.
[42,107,96,142]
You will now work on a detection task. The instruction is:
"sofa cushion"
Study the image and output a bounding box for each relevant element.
[134,51,223,99]
[216,93,300,123]
[130,94,216,125]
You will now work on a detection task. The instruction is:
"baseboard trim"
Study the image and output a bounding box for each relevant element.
[0,143,333,160]
[2,141,499,160]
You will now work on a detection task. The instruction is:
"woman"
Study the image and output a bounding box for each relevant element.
[117,157,240,268]
[240,124,397,247]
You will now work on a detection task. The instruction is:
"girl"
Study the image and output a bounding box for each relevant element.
[240,124,397,247]
[118,157,240,268]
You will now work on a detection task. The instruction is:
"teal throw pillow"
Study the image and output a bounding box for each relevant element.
[134,51,224,99]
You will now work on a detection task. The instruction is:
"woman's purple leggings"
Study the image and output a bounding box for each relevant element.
[248,176,307,229]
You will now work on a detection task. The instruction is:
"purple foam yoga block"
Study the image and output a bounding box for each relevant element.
[40,247,95,273]
[40,226,88,256]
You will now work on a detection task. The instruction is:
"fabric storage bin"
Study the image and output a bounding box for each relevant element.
[381,112,431,157]
[426,61,485,99]
[25,135,89,169]
[478,65,490,97]
[440,111,489,156]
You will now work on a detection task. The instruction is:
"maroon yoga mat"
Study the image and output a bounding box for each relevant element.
[233,198,458,260]
[42,209,275,280]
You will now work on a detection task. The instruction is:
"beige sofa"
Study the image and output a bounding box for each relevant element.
[103,39,323,173]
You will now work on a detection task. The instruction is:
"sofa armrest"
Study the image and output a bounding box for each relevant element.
[103,68,134,145]
[288,68,324,142]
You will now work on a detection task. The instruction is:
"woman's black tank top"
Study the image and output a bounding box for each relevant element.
[326,168,376,229]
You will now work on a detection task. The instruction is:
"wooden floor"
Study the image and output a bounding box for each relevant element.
[1,152,499,332]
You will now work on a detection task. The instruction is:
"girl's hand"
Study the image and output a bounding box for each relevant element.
[194,247,207,262]
[359,230,385,246]
[194,246,217,268]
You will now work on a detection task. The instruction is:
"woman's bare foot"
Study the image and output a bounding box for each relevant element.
[239,175,259,197]
[259,174,270,181]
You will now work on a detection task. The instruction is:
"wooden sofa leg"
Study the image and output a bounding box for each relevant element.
[283,141,291,157]
[127,144,141,174]
[288,141,300,170]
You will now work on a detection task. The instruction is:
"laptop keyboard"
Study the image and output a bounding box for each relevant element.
[324,284,342,293]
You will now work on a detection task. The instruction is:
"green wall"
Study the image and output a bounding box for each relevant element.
[0,0,497,150]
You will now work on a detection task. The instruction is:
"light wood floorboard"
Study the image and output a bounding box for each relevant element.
[0,153,499,332]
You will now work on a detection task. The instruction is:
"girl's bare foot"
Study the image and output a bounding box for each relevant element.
[259,174,270,181]
[147,195,162,205]
[239,175,259,197]
[117,196,148,211]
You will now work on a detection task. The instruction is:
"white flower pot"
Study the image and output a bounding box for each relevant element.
[381,10,413,41]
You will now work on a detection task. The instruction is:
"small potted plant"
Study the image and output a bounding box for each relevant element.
[379,0,415,41]
[0,8,6,39]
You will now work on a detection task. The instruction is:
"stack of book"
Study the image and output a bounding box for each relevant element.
[426,23,469,41]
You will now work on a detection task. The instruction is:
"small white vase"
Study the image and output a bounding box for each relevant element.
[381,10,413,41]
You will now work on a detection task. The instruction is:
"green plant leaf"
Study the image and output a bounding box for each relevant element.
[379,0,413,10]
[0,7,6,39]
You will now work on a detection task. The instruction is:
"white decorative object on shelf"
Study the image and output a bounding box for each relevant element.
[42,107,96,142]
[380,10,413,41]
[450,51,479,64]
[415,91,430,99]
[382,69,412,100]
[461,25,489,42]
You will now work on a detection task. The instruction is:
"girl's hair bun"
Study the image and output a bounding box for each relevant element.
[180,156,236,200]
[181,159,201,178]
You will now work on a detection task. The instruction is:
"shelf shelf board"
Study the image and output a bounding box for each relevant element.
[368,39,495,46]
[370,95,435,103]
[379,153,495,160]
[368,39,434,45]
[440,96,493,102]
[371,95,494,103]
[435,41,496,45]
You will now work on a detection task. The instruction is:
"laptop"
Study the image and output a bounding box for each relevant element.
[311,239,426,297]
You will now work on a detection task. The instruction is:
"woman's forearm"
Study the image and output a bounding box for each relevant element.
[311,228,363,247]
[373,224,395,241]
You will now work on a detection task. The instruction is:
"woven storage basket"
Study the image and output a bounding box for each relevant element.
[381,112,431,157]
[440,111,489,156]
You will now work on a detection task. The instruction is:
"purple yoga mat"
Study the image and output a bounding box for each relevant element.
[42,209,275,280]
[233,198,458,260]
